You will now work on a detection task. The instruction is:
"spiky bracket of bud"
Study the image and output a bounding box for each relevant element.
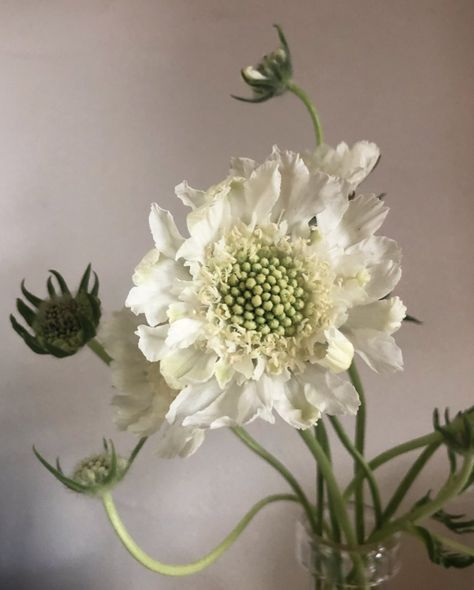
[433,407,474,457]
[33,437,146,497]
[232,25,292,104]
[10,264,101,358]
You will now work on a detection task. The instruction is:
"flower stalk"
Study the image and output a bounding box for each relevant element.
[102,491,298,576]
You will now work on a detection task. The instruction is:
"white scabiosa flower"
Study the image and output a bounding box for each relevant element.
[303,141,381,192]
[126,146,404,438]
[99,309,205,458]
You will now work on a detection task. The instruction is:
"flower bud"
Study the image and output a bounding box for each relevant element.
[232,25,292,103]
[34,439,128,497]
[10,264,101,358]
[433,407,474,456]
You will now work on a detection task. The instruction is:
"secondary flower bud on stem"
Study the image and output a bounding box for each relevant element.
[10,264,101,358]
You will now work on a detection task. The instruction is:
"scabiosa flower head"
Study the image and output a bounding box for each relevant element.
[126,145,405,445]
[10,265,101,358]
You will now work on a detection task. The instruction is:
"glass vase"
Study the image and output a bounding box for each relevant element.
[296,510,401,589]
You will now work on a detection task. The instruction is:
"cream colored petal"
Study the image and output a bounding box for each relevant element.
[317,328,354,373]
[136,324,169,362]
[349,329,403,373]
[298,365,360,416]
[345,297,406,335]
[175,180,207,210]
[160,347,218,389]
[149,204,184,258]
[182,376,274,429]
[155,424,206,458]
[165,318,205,349]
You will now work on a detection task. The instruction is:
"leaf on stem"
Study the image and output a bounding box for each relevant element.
[414,525,474,569]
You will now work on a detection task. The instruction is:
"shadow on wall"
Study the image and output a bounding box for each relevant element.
[0,563,97,590]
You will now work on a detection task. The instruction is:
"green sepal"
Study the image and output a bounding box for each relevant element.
[90,272,99,297]
[273,24,291,69]
[432,508,474,535]
[78,263,92,293]
[42,340,77,358]
[9,314,47,355]
[405,314,423,325]
[414,525,474,569]
[102,440,118,487]
[46,276,57,298]
[16,298,37,327]
[84,292,101,324]
[48,269,71,296]
[123,437,148,478]
[231,91,275,104]
[21,280,42,308]
[33,446,88,494]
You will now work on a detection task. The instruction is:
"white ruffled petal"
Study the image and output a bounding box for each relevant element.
[343,236,402,303]
[298,365,360,416]
[317,328,354,373]
[165,318,205,349]
[273,376,321,429]
[226,159,281,227]
[166,378,223,424]
[182,376,274,429]
[229,156,258,179]
[126,251,188,325]
[176,196,231,263]
[349,329,404,373]
[345,297,406,334]
[155,423,206,458]
[149,204,184,258]
[326,194,388,249]
[175,180,207,210]
[136,324,169,362]
[304,141,380,189]
[160,347,218,389]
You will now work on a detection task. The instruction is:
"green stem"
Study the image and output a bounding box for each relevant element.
[299,429,369,589]
[344,433,439,500]
[87,338,112,365]
[369,453,474,544]
[315,423,325,537]
[231,426,318,532]
[298,429,357,546]
[328,416,383,530]
[381,442,441,523]
[348,362,367,542]
[286,81,324,146]
[102,491,298,576]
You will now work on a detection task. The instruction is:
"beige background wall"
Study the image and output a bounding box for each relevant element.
[1,1,473,589]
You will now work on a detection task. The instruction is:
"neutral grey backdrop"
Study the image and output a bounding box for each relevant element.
[1,1,473,589]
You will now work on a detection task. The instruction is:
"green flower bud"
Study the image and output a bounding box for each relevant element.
[433,407,474,456]
[32,438,141,497]
[232,25,292,104]
[10,265,101,358]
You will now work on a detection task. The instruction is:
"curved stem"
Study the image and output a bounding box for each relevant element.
[344,432,440,500]
[102,491,298,576]
[87,338,112,365]
[369,453,474,544]
[381,441,441,523]
[231,426,318,532]
[328,416,383,529]
[348,362,367,542]
[286,81,324,146]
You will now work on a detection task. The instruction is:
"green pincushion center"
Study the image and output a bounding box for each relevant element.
[219,247,310,337]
